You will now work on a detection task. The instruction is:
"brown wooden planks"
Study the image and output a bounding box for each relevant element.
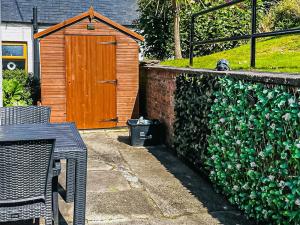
[66,35,117,129]
[40,18,139,127]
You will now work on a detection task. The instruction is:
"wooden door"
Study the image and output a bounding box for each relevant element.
[66,35,117,129]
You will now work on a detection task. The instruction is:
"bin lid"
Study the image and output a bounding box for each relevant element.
[127,119,153,126]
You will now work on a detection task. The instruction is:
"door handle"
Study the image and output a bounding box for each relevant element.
[97,80,117,85]
[97,41,117,45]
[99,118,118,123]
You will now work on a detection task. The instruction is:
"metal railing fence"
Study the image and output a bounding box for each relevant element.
[189,0,300,67]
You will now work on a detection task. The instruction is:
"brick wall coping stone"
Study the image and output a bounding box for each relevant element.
[144,65,300,87]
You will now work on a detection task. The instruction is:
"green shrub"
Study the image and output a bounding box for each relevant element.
[138,0,265,59]
[2,70,33,106]
[260,0,300,32]
[180,1,264,58]
[173,75,300,224]
[262,0,281,10]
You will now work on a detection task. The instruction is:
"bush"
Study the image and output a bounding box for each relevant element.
[173,74,300,224]
[2,70,33,106]
[180,1,263,58]
[262,0,281,10]
[138,0,264,59]
[260,0,300,32]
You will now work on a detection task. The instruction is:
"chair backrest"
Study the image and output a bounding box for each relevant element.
[0,106,51,125]
[0,139,55,204]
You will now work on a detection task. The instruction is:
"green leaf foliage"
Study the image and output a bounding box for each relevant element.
[138,0,264,59]
[2,70,33,106]
[180,0,264,58]
[173,74,218,167]
[260,0,300,32]
[173,74,300,224]
[137,0,174,60]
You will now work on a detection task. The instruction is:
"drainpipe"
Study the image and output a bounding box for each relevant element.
[32,7,40,103]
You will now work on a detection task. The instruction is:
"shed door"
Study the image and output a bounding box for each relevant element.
[66,35,117,129]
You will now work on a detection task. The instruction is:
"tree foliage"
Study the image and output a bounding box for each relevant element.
[138,0,174,60]
[260,0,300,32]
[138,0,263,60]
[138,0,300,60]
[180,1,262,58]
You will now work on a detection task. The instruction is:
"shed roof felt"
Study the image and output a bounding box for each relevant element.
[34,7,144,41]
[1,0,139,26]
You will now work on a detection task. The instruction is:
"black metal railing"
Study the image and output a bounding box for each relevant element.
[189,0,300,67]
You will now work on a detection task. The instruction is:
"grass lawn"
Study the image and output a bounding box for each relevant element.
[161,35,300,74]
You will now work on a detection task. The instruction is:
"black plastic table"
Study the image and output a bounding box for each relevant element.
[0,122,87,225]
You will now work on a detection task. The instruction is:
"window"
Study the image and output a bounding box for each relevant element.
[2,42,27,71]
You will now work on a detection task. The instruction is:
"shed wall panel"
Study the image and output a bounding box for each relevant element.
[40,18,139,126]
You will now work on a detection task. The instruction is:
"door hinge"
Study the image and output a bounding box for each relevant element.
[97,80,117,85]
[97,41,117,45]
[99,117,118,123]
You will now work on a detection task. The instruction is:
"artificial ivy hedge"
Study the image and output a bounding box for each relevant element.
[173,74,218,168]
[173,74,300,224]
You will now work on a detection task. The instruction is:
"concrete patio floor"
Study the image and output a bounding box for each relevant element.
[57,128,254,225]
[0,128,255,225]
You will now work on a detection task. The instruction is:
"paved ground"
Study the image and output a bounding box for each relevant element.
[1,128,254,225]
[57,128,254,225]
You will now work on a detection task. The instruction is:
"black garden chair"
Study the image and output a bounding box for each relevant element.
[0,106,60,225]
[0,139,55,225]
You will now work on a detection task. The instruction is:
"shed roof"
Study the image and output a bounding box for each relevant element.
[1,0,138,26]
[34,7,144,41]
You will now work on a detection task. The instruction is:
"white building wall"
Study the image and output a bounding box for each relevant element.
[1,23,34,73]
[1,23,140,75]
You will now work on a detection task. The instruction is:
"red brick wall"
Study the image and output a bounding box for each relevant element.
[140,67,300,225]
[141,66,180,146]
[140,65,299,147]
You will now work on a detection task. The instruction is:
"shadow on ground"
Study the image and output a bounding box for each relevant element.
[0,132,256,225]
[118,135,131,146]
[118,135,257,225]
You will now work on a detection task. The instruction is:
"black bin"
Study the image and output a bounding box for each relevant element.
[127,119,162,146]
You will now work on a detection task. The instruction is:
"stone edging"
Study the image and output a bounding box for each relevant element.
[144,65,300,87]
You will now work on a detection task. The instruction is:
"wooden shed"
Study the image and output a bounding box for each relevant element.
[34,7,144,129]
